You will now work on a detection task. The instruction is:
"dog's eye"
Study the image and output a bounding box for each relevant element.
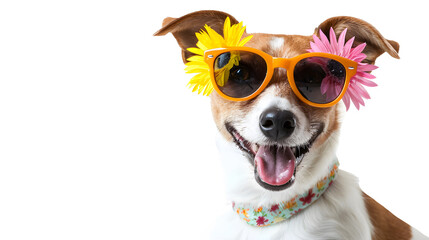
[216,52,231,68]
[230,65,251,83]
[213,51,267,99]
[327,60,345,78]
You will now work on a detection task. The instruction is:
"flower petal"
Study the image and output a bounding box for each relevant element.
[343,36,355,57]
[319,29,332,52]
[187,47,204,56]
[353,82,371,99]
[309,41,321,53]
[349,43,367,59]
[358,64,378,71]
[342,92,351,110]
[329,27,339,55]
[353,76,378,87]
[356,71,376,79]
[337,28,347,56]
[348,87,365,110]
[312,34,328,52]
[239,35,253,47]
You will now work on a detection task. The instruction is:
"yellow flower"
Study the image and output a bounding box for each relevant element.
[213,51,240,87]
[241,209,249,218]
[330,169,336,178]
[285,198,297,210]
[184,17,253,96]
[317,179,326,191]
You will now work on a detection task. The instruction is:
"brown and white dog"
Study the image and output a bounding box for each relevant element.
[155,10,428,240]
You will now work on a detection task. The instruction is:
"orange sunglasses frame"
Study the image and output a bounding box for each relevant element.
[204,47,358,108]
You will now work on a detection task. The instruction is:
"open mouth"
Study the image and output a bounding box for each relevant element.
[226,123,324,191]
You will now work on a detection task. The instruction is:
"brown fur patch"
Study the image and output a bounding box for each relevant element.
[363,192,412,240]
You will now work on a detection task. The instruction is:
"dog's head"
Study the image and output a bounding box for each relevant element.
[155,11,399,200]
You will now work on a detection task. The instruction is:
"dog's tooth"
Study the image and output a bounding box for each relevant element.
[296,155,303,165]
[251,144,259,154]
[239,140,246,149]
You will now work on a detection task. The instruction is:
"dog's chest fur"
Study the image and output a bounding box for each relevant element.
[212,171,372,240]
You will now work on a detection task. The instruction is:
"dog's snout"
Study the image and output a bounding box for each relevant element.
[259,108,296,141]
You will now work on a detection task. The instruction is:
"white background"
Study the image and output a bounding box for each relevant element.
[1,0,428,239]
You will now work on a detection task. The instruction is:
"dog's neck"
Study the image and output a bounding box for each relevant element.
[215,129,341,224]
[232,160,339,227]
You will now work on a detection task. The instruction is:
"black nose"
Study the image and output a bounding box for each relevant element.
[259,108,296,141]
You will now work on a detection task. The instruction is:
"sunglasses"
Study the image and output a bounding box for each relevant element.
[204,47,358,108]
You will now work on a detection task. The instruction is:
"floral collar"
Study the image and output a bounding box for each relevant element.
[232,160,339,227]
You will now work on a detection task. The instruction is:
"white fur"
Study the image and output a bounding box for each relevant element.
[212,131,373,240]
[413,228,429,240]
[270,37,285,51]
[235,87,313,149]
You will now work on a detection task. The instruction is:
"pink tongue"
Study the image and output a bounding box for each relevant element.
[255,146,296,186]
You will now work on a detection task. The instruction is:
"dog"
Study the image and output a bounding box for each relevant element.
[154,10,428,240]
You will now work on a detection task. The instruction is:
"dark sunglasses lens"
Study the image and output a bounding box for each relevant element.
[213,51,267,99]
[294,57,346,104]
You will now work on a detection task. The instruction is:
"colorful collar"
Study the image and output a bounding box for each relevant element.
[232,160,339,227]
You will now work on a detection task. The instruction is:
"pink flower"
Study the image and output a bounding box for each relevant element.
[269,204,279,212]
[256,216,268,226]
[299,189,315,205]
[308,28,378,110]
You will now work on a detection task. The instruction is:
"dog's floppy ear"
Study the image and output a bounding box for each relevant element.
[154,10,240,63]
[315,16,400,64]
